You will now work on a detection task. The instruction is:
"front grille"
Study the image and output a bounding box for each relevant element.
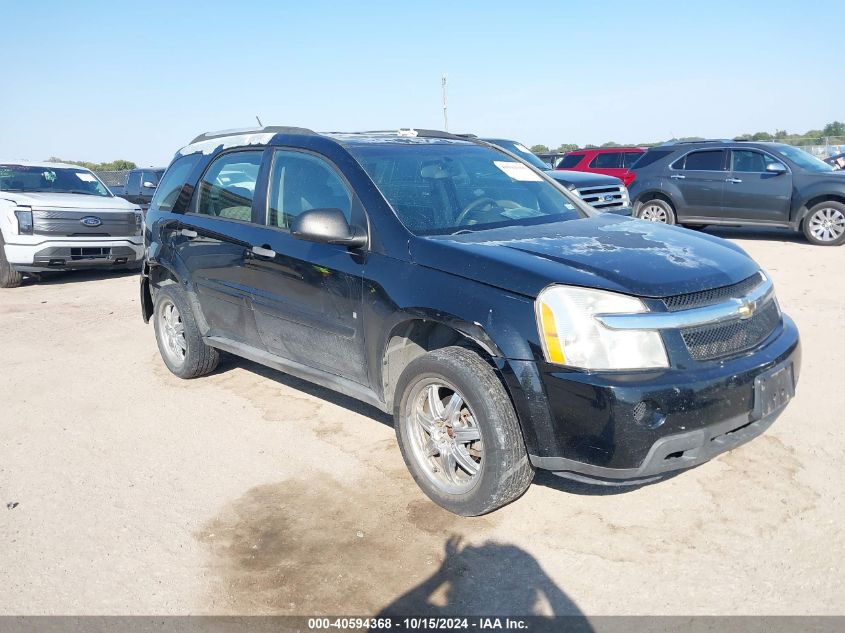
[32,209,136,237]
[574,184,629,210]
[681,299,781,360]
[662,272,764,311]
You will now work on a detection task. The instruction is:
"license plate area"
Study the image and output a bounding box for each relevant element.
[753,363,794,419]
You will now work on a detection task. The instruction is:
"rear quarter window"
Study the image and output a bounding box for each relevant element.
[632,149,675,170]
[149,155,202,213]
[589,152,622,168]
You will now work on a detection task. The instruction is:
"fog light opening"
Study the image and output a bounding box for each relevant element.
[633,400,666,429]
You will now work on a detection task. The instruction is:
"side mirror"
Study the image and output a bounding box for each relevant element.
[766,163,787,175]
[142,181,157,189]
[290,207,367,248]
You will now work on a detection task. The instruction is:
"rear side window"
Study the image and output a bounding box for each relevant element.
[557,154,582,168]
[622,152,642,168]
[150,154,201,213]
[674,150,726,171]
[589,152,622,168]
[267,150,352,229]
[195,151,263,221]
[631,149,675,170]
[141,170,161,187]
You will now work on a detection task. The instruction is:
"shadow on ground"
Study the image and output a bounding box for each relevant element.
[376,536,586,619]
[21,267,140,286]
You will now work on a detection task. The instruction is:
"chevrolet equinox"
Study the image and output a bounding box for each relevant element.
[140,127,801,515]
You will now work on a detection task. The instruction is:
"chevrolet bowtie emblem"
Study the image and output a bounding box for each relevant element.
[737,301,755,319]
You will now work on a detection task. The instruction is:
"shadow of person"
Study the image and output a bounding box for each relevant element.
[376,537,591,630]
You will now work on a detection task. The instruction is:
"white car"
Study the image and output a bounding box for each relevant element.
[0,161,144,288]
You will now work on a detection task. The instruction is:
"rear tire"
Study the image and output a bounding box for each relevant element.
[153,285,219,378]
[802,201,845,246]
[0,233,23,288]
[394,346,534,516]
[637,198,676,224]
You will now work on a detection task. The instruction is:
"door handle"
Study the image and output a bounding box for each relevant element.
[179,228,198,238]
[670,174,685,179]
[725,178,743,183]
[251,245,276,259]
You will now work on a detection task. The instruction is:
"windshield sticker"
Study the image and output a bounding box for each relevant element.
[514,143,533,155]
[75,172,96,182]
[43,170,57,182]
[493,161,543,182]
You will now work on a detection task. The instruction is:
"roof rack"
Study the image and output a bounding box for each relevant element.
[349,128,470,141]
[660,139,733,146]
[189,126,317,144]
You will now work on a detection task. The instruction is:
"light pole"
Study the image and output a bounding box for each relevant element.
[442,74,449,132]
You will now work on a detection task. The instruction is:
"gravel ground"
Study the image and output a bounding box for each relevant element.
[0,227,842,616]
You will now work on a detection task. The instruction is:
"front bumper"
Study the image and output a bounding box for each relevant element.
[4,238,144,272]
[500,315,801,483]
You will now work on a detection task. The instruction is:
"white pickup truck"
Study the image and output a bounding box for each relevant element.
[0,161,144,288]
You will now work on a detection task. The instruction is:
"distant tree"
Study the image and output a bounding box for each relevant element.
[555,143,579,153]
[530,144,549,154]
[822,121,845,137]
[46,157,137,171]
[751,132,774,141]
[600,141,621,148]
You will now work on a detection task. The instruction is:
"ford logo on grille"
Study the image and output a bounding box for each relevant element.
[603,194,615,202]
[81,216,102,227]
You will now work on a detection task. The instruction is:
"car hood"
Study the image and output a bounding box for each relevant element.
[0,191,138,210]
[412,214,760,298]
[546,170,623,188]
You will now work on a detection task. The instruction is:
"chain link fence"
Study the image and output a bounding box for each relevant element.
[95,170,131,188]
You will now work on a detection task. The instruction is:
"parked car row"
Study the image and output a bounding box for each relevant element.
[135,126,799,515]
[100,167,165,210]
[626,140,845,246]
[543,140,845,246]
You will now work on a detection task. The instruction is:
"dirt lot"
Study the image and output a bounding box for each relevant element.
[1,227,843,616]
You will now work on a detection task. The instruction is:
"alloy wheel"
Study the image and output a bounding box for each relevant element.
[405,381,483,494]
[158,299,187,367]
[639,203,669,222]
[808,207,845,242]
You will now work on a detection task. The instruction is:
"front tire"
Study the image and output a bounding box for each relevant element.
[394,346,534,516]
[803,201,845,246]
[637,198,676,224]
[153,285,220,378]
[0,233,23,288]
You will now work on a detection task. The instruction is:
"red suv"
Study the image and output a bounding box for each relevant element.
[556,147,645,186]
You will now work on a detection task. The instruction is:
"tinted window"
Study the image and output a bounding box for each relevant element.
[731,150,779,173]
[589,152,622,169]
[141,170,161,187]
[126,170,141,191]
[557,154,582,168]
[348,142,584,236]
[485,140,550,171]
[267,151,352,229]
[622,152,642,168]
[632,149,675,170]
[681,150,726,171]
[150,155,201,213]
[195,151,263,221]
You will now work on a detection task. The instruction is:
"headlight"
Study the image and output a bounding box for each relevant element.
[134,211,143,235]
[14,207,33,235]
[536,285,668,370]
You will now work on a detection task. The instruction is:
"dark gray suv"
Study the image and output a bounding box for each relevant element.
[628,141,845,245]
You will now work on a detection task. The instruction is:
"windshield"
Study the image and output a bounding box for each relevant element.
[773,145,834,172]
[348,142,585,236]
[485,139,552,171]
[0,164,112,197]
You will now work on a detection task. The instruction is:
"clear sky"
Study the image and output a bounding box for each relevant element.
[1,0,842,166]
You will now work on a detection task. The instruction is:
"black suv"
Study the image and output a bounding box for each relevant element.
[141,127,800,515]
[628,140,845,245]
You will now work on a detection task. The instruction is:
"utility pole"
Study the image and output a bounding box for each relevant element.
[441,74,449,132]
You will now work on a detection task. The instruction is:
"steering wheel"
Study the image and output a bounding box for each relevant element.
[454,197,501,226]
